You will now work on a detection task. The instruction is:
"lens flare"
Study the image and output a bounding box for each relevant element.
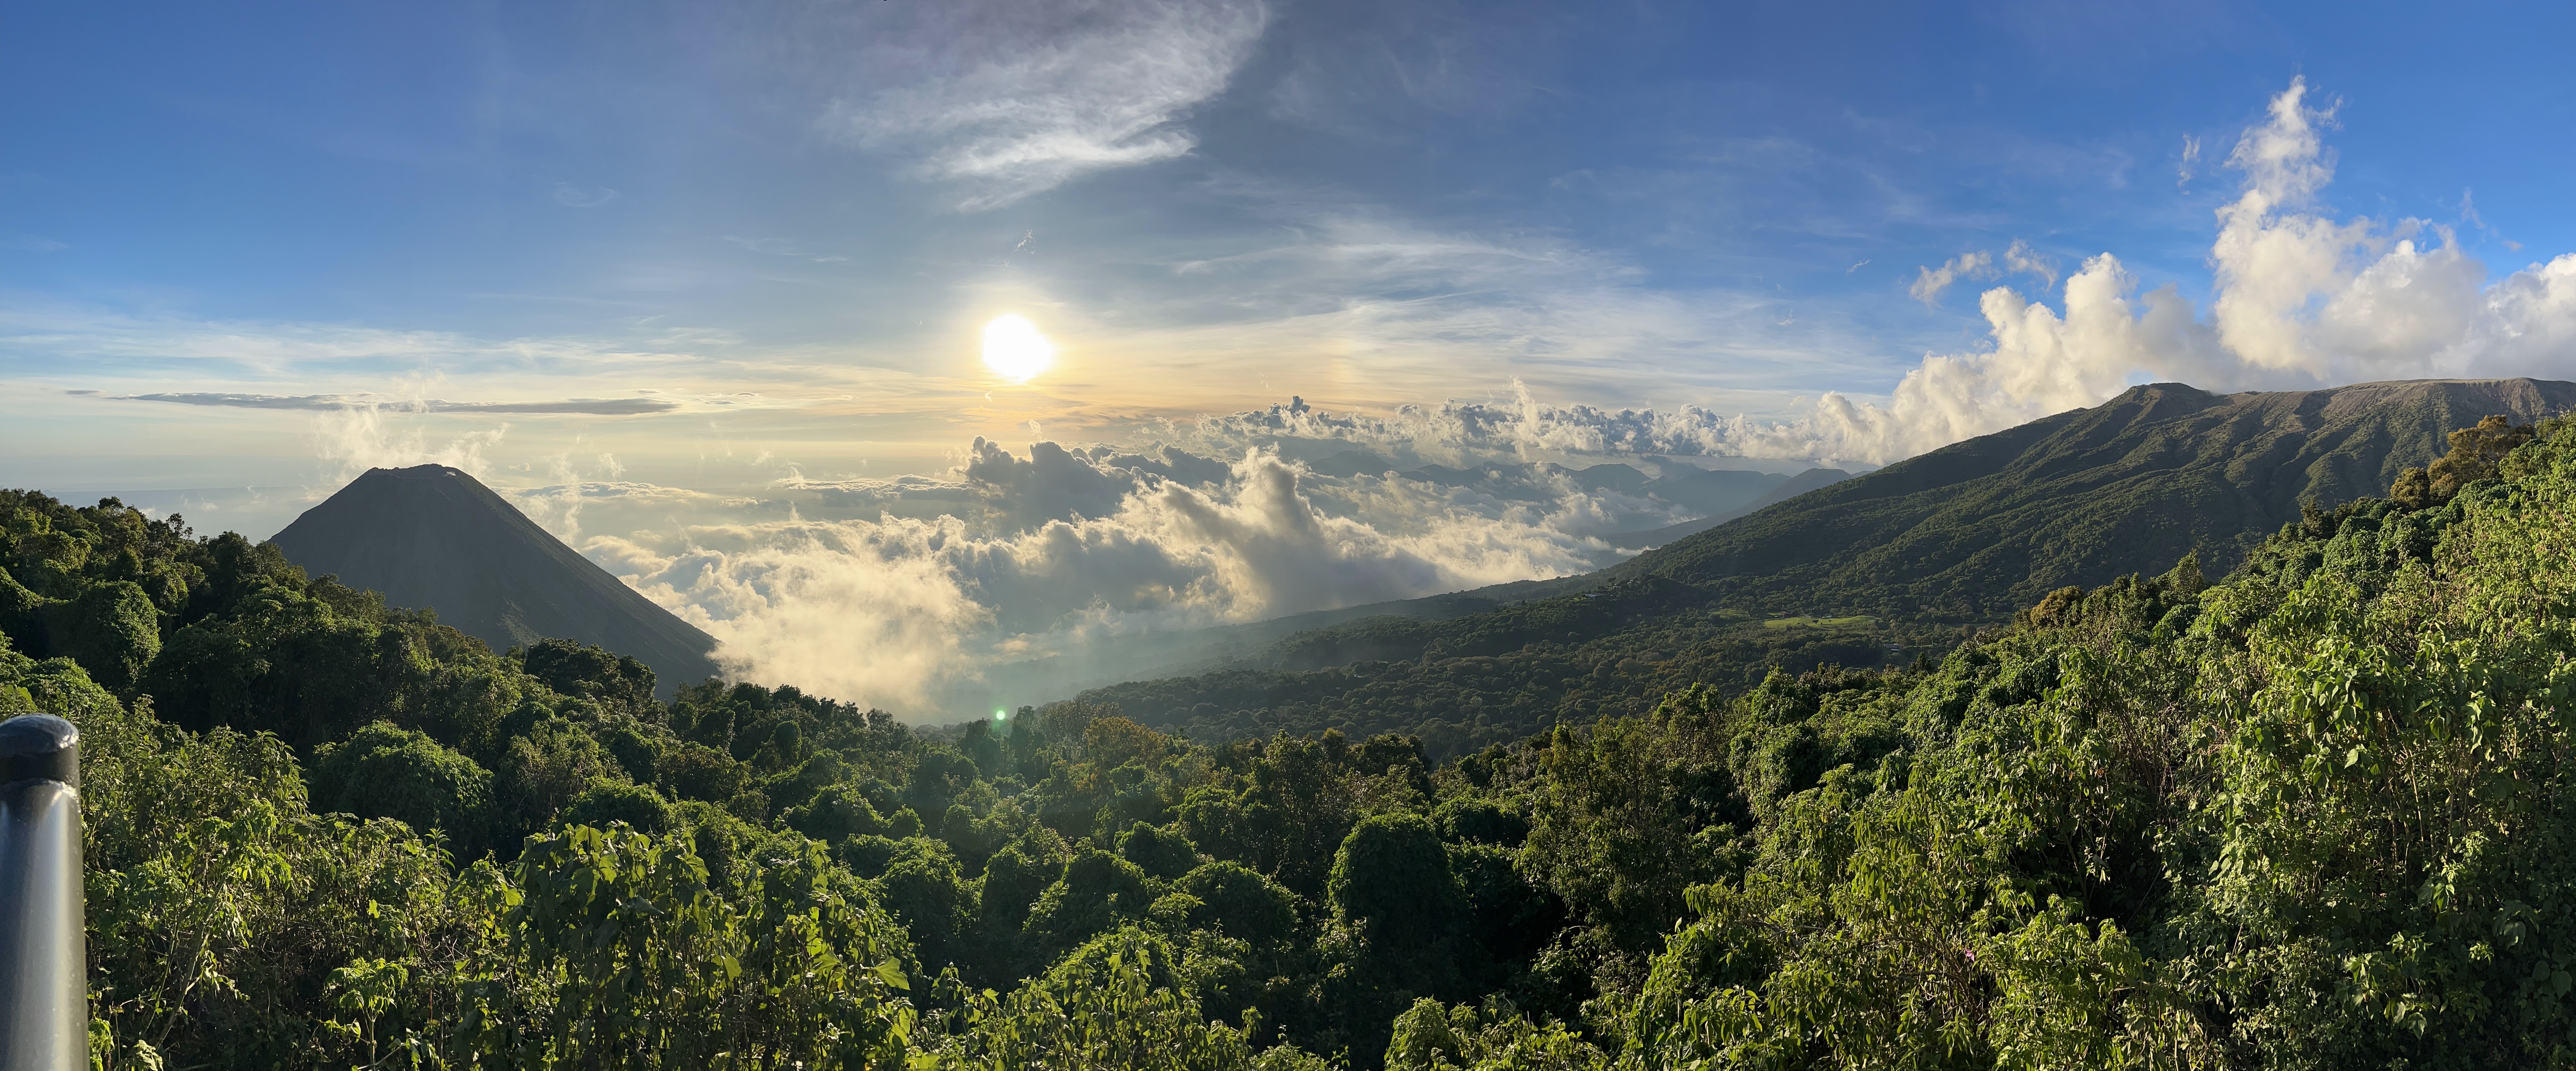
[981,314,1055,383]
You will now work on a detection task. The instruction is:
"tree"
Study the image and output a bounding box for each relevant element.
[2392,413,2533,508]
[310,721,497,853]
[1119,821,1204,880]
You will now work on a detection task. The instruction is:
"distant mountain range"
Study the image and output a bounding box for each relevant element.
[1074,378,2576,754]
[269,464,718,694]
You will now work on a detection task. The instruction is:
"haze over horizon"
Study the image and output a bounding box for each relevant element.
[7,0,2574,713]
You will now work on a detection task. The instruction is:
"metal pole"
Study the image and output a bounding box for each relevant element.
[0,714,87,1071]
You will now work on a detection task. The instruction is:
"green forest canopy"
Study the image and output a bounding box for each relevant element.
[9,409,2576,1068]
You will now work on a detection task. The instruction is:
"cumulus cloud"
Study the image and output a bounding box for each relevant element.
[2003,238,2059,291]
[1909,250,1996,305]
[836,0,1269,210]
[1786,76,2576,463]
[313,404,509,481]
[567,445,1614,712]
[1149,383,1904,470]
[1912,241,2055,305]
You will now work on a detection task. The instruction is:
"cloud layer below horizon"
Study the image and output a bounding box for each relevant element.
[500,437,1683,713]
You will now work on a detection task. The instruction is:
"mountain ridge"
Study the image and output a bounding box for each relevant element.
[1605,377,2576,620]
[1070,376,2576,753]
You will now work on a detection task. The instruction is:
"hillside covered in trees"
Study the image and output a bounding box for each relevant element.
[1080,378,2576,751]
[9,398,2576,1068]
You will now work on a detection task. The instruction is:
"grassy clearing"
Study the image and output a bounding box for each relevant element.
[1762,615,1873,630]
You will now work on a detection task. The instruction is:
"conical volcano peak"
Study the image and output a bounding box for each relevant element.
[269,466,717,695]
[383,463,468,478]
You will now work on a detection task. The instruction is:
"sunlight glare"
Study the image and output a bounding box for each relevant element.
[981,314,1055,383]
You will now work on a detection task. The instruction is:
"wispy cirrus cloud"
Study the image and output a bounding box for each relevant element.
[831,0,1270,210]
[552,183,619,208]
[723,235,849,262]
[1,302,694,378]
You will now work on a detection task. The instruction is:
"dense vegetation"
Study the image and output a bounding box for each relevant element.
[11,400,2576,1068]
[1083,594,1957,758]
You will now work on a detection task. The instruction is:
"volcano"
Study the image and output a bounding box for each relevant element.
[269,464,718,694]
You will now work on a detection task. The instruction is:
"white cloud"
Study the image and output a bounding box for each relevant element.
[835,0,1270,211]
[723,235,848,262]
[1786,76,2576,463]
[573,445,1612,712]
[2003,238,2058,291]
[552,183,620,208]
[0,303,715,381]
[313,404,509,482]
[1909,250,1996,305]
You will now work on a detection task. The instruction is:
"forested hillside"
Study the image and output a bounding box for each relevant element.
[1601,377,2576,616]
[10,398,2576,1068]
[1079,378,2576,749]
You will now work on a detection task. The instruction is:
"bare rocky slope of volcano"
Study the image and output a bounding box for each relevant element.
[269,464,718,693]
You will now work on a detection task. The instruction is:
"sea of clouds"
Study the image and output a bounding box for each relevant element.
[316,79,2575,719]
[484,434,1717,714]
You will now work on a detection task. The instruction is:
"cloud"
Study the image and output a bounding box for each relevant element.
[2003,238,2058,291]
[1774,76,2576,463]
[573,444,1617,712]
[1156,383,1885,469]
[833,0,1269,210]
[723,235,849,262]
[0,304,854,424]
[116,391,680,415]
[552,183,619,208]
[1909,250,1996,304]
[2,235,67,252]
[313,404,509,481]
[1097,208,1873,411]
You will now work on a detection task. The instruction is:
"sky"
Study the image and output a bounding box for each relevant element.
[6,0,2574,715]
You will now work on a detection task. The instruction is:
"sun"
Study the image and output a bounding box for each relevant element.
[981,314,1055,383]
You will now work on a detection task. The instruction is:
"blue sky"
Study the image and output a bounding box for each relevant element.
[4,0,2573,503]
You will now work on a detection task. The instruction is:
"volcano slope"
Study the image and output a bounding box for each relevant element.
[269,464,718,693]
[1075,378,2576,756]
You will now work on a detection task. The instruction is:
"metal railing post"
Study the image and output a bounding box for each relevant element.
[0,714,87,1071]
